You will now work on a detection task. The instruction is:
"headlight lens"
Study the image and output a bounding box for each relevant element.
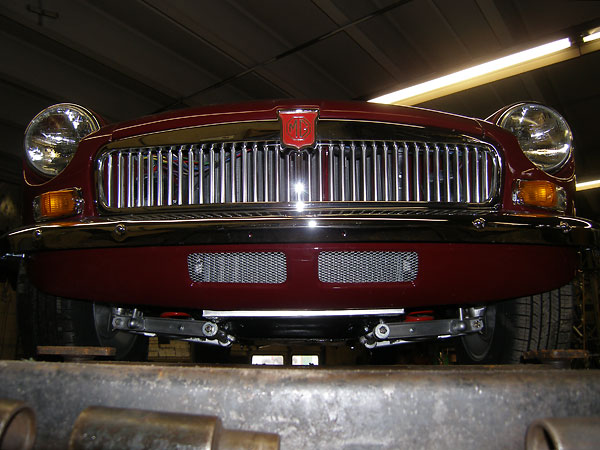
[24,103,100,176]
[498,103,572,173]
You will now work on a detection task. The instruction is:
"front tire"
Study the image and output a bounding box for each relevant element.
[17,268,147,360]
[458,284,574,364]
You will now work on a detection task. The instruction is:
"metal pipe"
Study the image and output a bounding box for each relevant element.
[68,406,279,450]
[106,153,113,207]
[231,145,236,203]
[474,147,480,203]
[147,149,153,206]
[209,144,215,204]
[403,142,410,201]
[351,142,357,201]
[157,148,163,206]
[329,142,334,201]
[0,399,36,450]
[199,145,204,204]
[167,147,173,206]
[220,143,226,203]
[137,150,143,207]
[318,145,323,201]
[242,143,247,202]
[464,145,471,203]
[189,146,195,204]
[424,143,431,201]
[383,142,389,201]
[307,150,312,201]
[445,144,451,202]
[434,144,441,202]
[372,141,378,201]
[361,142,367,201]
[178,146,184,205]
[127,152,133,208]
[264,143,269,202]
[414,142,420,202]
[275,144,280,202]
[117,151,123,208]
[525,417,600,450]
[253,143,258,202]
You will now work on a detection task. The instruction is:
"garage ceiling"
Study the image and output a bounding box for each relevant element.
[1,0,600,217]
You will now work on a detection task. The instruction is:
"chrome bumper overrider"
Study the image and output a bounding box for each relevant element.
[4,213,598,253]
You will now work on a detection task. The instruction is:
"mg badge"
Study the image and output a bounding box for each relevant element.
[278,109,319,150]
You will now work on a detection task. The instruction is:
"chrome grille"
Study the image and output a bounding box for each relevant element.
[318,251,418,283]
[187,252,286,283]
[97,139,499,209]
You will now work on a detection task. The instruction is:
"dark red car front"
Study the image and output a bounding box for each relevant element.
[4,99,597,363]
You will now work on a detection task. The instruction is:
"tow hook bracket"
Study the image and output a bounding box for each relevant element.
[111,313,233,346]
[362,317,484,348]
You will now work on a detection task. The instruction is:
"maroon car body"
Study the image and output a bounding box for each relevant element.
[5,99,597,361]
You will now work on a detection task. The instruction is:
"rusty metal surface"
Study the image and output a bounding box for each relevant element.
[0,399,36,450]
[68,406,279,450]
[525,417,600,449]
[36,346,116,357]
[1,361,600,449]
[523,349,590,362]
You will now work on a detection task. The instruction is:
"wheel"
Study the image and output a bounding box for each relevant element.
[458,284,574,364]
[17,267,147,360]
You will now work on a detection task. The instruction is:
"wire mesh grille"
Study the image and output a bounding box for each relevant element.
[318,251,418,283]
[187,252,286,284]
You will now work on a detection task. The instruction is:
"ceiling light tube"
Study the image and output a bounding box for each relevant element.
[583,31,600,43]
[369,37,574,105]
[576,179,600,191]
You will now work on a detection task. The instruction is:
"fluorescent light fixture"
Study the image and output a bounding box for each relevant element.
[369,37,573,105]
[576,179,600,191]
[583,31,600,43]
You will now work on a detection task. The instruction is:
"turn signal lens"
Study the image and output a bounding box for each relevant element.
[513,180,566,211]
[33,189,84,221]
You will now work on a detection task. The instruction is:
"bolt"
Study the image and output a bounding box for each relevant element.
[472,218,486,229]
[202,322,218,337]
[559,221,571,233]
[115,223,126,236]
[179,325,185,332]
[33,229,42,240]
[409,328,415,334]
[374,324,390,339]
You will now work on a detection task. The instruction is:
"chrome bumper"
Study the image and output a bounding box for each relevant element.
[4,213,598,253]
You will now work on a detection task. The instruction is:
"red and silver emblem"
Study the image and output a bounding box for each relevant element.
[278,109,319,150]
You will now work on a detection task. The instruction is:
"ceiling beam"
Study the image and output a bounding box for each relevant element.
[0,8,177,107]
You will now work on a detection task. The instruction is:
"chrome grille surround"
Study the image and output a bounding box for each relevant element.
[187,252,286,284]
[96,120,501,212]
[318,251,418,283]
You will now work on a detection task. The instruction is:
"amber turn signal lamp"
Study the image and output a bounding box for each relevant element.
[513,180,566,211]
[33,188,84,221]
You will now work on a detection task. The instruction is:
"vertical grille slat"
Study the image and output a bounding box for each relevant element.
[99,138,500,210]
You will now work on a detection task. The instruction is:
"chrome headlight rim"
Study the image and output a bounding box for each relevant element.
[24,103,101,177]
[497,102,573,174]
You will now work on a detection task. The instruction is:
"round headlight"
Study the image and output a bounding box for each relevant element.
[24,103,100,176]
[498,103,572,173]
